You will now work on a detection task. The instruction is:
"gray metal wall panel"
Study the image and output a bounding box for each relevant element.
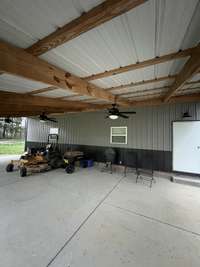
[27,102,200,151]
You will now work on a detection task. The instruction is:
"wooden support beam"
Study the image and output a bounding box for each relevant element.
[83,47,195,81]
[118,86,169,97]
[121,86,200,99]
[106,75,175,92]
[106,75,199,93]
[1,91,199,116]
[0,90,98,110]
[0,40,130,106]
[163,44,200,102]
[26,0,147,56]
[129,93,200,107]
[0,111,46,117]
[28,86,58,95]
[106,75,199,96]
[186,79,200,85]
[58,93,80,99]
[0,104,68,117]
[131,92,165,100]
[0,90,113,116]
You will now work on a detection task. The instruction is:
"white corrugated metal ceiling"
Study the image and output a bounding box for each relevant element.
[0,0,199,101]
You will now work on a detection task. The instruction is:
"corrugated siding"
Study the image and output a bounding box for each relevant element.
[27,102,200,151]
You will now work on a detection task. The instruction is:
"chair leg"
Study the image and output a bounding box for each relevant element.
[124,166,127,177]
[150,178,153,188]
[101,162,108,172]
[136,173,139,183]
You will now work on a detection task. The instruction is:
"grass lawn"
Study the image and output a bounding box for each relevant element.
[0,140,25,155]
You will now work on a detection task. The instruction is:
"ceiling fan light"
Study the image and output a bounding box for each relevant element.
[109,114,118,120]
[182,111,192,118]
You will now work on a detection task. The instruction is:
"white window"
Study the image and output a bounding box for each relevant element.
[50,128,59,134]
[110,127,127,144]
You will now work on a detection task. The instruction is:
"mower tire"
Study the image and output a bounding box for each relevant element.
[20,167,27,177]
[6,163,14,172]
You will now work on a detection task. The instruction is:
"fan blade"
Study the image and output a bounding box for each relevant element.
[118,113,129,119]
[121,111,136,114]
[47,117,57,123]
[5,118,13,123]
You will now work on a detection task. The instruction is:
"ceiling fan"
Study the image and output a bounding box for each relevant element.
[39,113,57,123]
[182,111,192,118]
[106,104,136,119]
[2,117,13,124]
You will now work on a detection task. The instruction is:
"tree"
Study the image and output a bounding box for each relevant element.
[0,118,25,139]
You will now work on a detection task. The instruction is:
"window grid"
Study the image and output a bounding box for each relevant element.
[110,126,127,144]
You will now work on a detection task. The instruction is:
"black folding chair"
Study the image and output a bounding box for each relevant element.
[123,151,137,177]
[101,148,116,174]
[136,151,155,188]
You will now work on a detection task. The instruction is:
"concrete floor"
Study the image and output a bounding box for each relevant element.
[0,155,200,267]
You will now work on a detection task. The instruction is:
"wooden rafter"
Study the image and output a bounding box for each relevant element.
[0,104,68,117]
[129,93,200,107]
[0,111,49,117]
[163,44,200,102]
[0,40,130,107]
[27,76,200,99]
[176,86,200,95]
[117,86,169,97]
[107,76,200,94]
[83,47,195,81]
[28,86,58,95]
[1,92,199,117]
[107,75,175,92]
[119,86,200,99]
[61,75,175,100]
[26,0,147,56]
[0,90,100,110]
[187,79,200,85]
[59,93,80,99]
[130,92,165,100]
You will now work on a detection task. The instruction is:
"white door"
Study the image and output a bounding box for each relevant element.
[173,121,200,174]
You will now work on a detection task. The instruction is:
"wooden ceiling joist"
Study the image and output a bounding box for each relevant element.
[25,76,200,99]
[187,79,200,85]
[107,75,200,95]
[0,40,130,107]
[163,44,200,102]
[0,90,97,110]
[83,47,196,81]
[1,91,199,117]
[106,75,175,92]
[129,93,200,107]
[0,111,48,117]
[59,93,80,99]
[0,104,67,117]
[28,86,58,95]
[26,0,147,56]
[119,86,200,99]
[118,86,169,97]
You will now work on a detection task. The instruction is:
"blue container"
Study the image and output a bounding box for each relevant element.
[87,159,94,167]
[80,159,94,168]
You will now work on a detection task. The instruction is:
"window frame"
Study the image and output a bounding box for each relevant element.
[110,126,127,145]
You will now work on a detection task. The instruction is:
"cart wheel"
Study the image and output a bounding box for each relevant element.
[20,167,27,177]
[65,164,75,174]
[6,163,14,172]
